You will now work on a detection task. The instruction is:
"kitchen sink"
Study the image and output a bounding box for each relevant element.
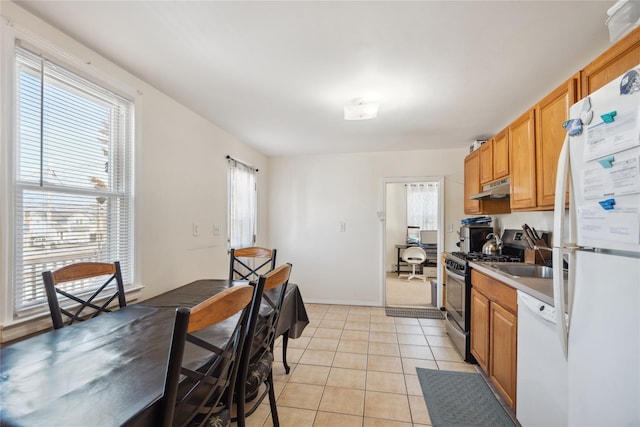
[490,264,554,279]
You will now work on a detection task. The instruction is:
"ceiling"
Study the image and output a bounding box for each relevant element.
[12,1,614,157]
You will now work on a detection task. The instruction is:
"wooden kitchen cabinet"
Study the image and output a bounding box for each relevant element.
[470,287,490,372]
[464,150,482,214]
[582,26,640,95]
[490,301,518,410]
[479,142,493,185]
[464,150,510,215]
[470,26,640,213]
[470,269,518,410]
[479,130,509,185]
[509,109,537,210]
[493,130,509,180]
[535,74,579,208]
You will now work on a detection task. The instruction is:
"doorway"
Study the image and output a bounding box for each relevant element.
[383,177,444,309]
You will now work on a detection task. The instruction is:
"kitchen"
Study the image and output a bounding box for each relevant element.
[1,1,639,426]
[443,20,640,425]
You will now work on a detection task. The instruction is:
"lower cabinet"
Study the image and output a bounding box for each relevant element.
[470,269,518,410]
[489,301,518,409]
[470,288,490,372]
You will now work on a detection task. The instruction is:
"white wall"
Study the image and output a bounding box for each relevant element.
[0,3,268,334]
[493,211,555,244]
[268,148,467,307]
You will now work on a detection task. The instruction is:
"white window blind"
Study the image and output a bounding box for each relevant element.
[13,44,134,315]
[406,182,439,230]
[228,158,257,249]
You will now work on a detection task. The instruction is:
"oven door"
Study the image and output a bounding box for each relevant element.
[444,263,476,363]
[445,266,467,330]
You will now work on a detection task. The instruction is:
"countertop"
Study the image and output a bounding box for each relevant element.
[469,261,567,308]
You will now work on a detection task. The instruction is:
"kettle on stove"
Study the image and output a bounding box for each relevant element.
[482,233,503,255]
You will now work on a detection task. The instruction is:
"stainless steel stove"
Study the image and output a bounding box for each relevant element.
[443,229,538,363]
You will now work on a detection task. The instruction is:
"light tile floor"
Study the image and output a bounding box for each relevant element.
[235,303,479,427]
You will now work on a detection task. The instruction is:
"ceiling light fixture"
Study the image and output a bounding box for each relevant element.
[343,98,379,120]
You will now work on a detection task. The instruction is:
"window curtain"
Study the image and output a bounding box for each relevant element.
[406,183,439,230]
[228,159,257,249]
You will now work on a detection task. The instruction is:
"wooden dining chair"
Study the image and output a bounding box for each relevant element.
[42,261,127,330]
[160,284,255,427]
[228,246,277,282]
[235,263,292,427]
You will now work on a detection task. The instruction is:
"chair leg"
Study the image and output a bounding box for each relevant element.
[236,379,247,427]
[407,264,416,281]
[282,332,291,374]
[267,371,279,427]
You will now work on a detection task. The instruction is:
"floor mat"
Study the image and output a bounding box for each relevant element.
[384,306,444,319]
[416,368,516,427]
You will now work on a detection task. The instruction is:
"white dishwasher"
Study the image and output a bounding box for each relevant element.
[516,291,568,427]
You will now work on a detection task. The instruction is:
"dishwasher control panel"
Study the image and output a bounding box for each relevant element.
[518,291,556,323]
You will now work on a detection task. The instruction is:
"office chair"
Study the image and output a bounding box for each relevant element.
[399,247,427,282]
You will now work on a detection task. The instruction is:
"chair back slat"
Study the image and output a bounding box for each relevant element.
[228,247,277,282]
[232,247,273,258]
[52,262,117,283]
[188,286,254,333]
[262,263,291,291]
[42,261,126,329]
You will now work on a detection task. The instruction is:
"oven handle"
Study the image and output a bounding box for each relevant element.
[445,268,466,283]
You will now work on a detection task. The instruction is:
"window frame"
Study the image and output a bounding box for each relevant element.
[0,23,138,324]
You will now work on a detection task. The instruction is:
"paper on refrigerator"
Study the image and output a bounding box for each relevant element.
[581,154,640,199]
[577,204,640,244]
[583,108,640,161]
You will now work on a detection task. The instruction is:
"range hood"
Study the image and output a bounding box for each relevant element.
[470,177,510,200]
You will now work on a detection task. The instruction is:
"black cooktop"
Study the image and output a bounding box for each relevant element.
[448,251,522,263]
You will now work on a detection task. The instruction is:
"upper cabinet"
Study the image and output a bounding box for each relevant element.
[493,131,509,180]
[479,142,493,185]
[464,150,482,215]
[509,75,579,212]
[509,110,537,210]
[464,150,510,215]
[583,26,640,95]
[535,74,579,208]
[480,131,509,186]
[464,27,640,212]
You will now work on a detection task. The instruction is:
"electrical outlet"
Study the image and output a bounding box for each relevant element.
[213,224,220,236]
[192,223,199,237]
[339,222,346,232]
[447,224,453,233]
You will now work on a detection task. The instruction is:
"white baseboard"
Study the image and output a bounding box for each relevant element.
[302,298,382,307]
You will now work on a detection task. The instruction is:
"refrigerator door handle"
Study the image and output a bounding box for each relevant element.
[553,135,571,359]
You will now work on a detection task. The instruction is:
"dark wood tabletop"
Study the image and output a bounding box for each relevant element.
[0,280,308,426]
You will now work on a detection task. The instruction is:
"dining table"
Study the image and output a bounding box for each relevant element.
[0,279,308,426]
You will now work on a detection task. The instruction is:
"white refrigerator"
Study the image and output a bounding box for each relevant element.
[553,65,640,426]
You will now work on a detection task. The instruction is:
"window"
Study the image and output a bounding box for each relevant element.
[11,43,134,316]
[227,158,257,249]
[406,182,439,230]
